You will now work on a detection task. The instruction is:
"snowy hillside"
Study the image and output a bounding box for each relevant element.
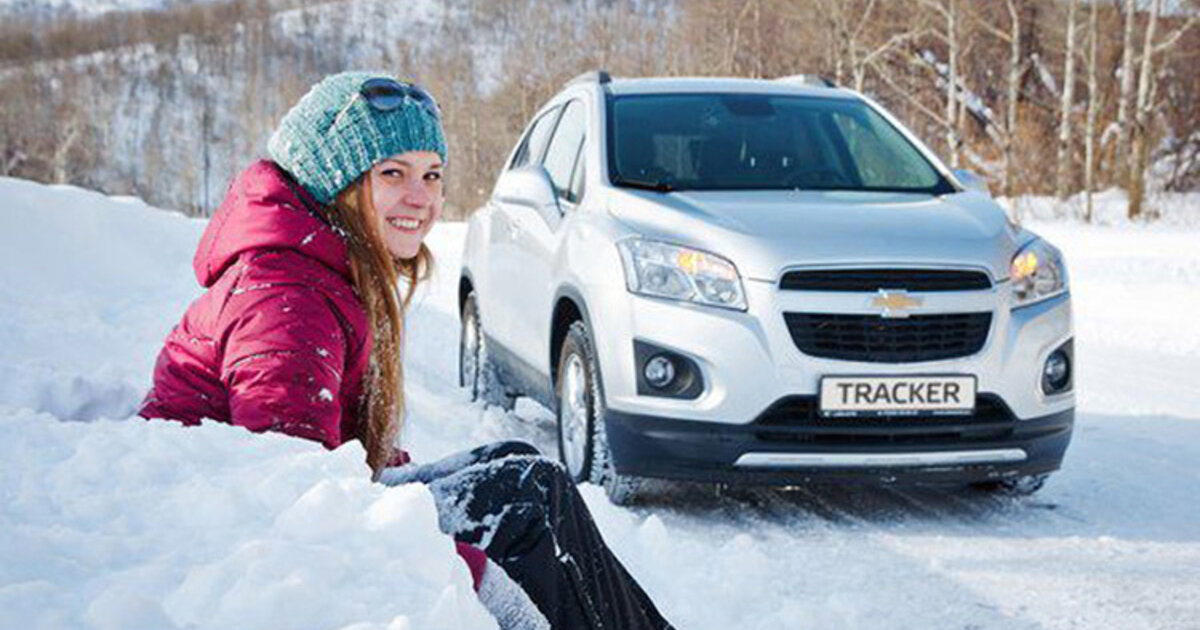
[2,176,1200,629]
[0,0,212,18]
[0,0,459,218]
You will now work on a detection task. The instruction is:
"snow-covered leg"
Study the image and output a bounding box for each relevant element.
[376,440,540,486]
[428,454,673,630]
[476,557,550,630]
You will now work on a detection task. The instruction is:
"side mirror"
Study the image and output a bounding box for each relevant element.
[494,165,559,213]
[952,169,991,196]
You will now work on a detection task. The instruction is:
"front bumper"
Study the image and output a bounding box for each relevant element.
[594,280,1075,425]
[585,261,1075,484]
[604,400,1073,485]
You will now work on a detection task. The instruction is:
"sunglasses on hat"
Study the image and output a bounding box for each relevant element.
[328,77,442,134]
[359,77,441,119]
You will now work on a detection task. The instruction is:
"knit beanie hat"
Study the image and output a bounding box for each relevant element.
[267,71,448,205]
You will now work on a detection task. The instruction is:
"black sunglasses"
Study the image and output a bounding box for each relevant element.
[360,77,441,119]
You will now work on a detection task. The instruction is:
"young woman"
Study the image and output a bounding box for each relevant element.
[140,71,673,630]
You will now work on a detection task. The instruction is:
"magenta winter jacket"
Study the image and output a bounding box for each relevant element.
[140,160,372,449]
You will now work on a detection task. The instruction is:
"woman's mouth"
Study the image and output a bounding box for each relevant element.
[386,216,422,233]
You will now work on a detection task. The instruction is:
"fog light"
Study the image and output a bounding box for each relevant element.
[644,355,676,389]
[634,341,704,399]
[1042,350,1071,394]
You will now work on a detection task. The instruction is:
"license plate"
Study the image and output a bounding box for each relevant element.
[819,375,976,417]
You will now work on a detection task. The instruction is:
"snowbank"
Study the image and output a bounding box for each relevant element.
[0,411,494,630]
[0,176,495,630]
[1001,188,1200,228]
[0,179,203,421]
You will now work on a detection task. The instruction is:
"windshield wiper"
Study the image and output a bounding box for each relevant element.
[612,176,676,193]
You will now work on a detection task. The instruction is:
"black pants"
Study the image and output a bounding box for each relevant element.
[395,441,673,630]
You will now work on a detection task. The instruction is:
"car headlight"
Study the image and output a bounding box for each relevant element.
[1010,238,1068,307]
[616,238,747,311]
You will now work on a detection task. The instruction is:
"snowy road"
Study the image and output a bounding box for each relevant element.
[404,221,1200,630]
[2,178,1198,629]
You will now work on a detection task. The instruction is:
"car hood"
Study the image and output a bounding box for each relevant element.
[606,189,1023,282]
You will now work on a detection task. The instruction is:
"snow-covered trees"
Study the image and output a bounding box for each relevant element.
[1,0,1197,219]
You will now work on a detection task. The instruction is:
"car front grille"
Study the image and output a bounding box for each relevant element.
[783,311,992,363]
[779,268,992,292]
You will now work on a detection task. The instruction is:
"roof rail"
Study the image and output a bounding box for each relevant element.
[774,74,837,88]
[565,70,612,88]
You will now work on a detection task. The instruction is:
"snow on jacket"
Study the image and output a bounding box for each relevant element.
[139,160,371,449]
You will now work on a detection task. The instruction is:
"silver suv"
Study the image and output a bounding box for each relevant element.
[459,72,1074,504]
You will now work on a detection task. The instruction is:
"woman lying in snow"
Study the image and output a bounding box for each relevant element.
[140,71,673,630]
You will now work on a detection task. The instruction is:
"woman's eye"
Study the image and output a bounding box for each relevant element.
[424,171,442,182]
[382,168,403,178]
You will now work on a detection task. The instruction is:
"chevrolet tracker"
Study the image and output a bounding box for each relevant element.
[458,71,1074,504]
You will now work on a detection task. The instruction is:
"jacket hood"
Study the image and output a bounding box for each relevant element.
[194,160,351,287]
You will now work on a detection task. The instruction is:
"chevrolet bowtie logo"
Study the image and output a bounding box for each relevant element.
[871,290,923,318]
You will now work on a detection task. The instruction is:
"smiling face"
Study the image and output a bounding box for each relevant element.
[367,150,444,260]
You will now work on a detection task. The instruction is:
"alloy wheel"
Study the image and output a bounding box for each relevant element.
[559,352,591,479]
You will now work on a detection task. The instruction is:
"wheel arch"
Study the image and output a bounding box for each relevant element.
[458,269,475,316]
[550,285,595,391]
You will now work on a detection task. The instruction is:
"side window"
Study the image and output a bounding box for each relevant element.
[510,106,562,170]
[542,100,587,202]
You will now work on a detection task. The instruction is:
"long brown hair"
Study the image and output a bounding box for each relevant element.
[328,174,433,479]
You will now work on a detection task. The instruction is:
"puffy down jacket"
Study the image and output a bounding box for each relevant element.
[140,160,372,449]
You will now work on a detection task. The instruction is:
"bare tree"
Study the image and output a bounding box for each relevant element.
[1128,0,1199,218]
[1055,0,1079,199]
[969,0,1025,197]
[1129,0,1162,218]
[919,0,964,167]
[0,148,25,176]
[942,0,962,167]
[1114,0,1137,185]
[812,0,926,92]
[50,112,83,185]
[724,1,756,75]
[1084,0,1100,222]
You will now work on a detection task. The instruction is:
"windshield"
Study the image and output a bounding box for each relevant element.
[607,93,954,194]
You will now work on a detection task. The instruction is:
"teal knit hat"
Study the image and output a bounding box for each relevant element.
[267,71,448,205]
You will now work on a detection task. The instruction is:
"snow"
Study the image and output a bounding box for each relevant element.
[1002,188,1200,228]
[0,0,223,18]
[3,175,1200,629]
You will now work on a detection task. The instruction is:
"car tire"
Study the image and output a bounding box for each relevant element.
[970,473,1049,496]
[556,320,643,505]
[459,291,516,411]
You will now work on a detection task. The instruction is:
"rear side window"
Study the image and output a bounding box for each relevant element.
[542,100,587,201]
[510,106,562,170]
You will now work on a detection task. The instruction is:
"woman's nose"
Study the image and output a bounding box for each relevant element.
[401,179,431,208]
